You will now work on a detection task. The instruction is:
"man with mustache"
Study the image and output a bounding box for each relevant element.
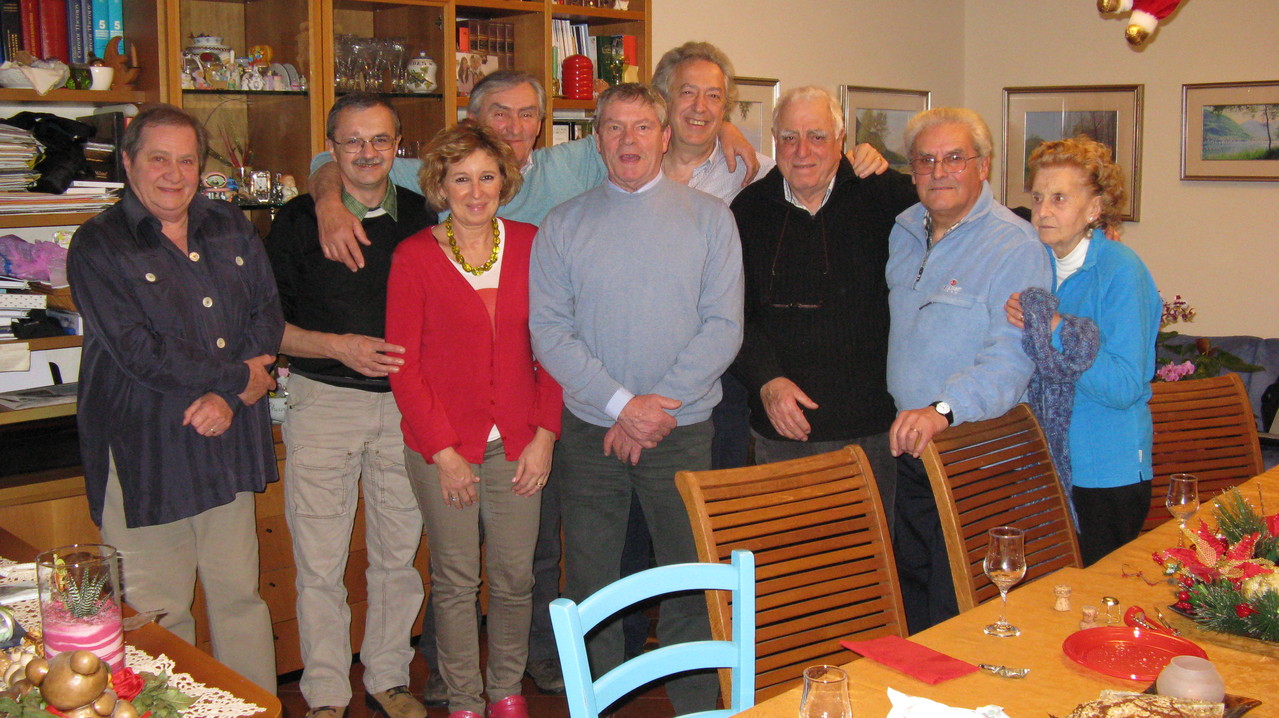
[265,93,437,718]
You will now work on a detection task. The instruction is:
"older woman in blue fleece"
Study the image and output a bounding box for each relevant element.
[1006,136,1161,566]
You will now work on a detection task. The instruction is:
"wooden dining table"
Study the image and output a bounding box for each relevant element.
[0,527,281,718]
[733,465,1279,718]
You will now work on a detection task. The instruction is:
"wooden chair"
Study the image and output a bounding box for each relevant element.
[1145,374,1262,532]
[921,403,1082,612]
[676,446,904,702]
[550,550,756,718]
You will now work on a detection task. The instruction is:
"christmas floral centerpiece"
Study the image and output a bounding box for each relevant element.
[1153,489,1279,642]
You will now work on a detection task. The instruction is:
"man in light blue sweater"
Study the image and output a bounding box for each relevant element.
[529,84,743,715]
[885,108,1052,634]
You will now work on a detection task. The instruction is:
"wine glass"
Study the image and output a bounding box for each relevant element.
[983,526,1026,638]
[798,665,851,718]
[1167,473,1199,542]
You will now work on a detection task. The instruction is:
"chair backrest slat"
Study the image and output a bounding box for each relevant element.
[921,403,1082,612]
[1145,374,1262,532]
[676,446,904,702]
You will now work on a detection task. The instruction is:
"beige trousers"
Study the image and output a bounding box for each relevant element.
[101,455,277,693]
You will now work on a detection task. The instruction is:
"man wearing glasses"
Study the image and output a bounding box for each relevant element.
[885,107,1050,633]
[729,86,915,518]
[265,93,437,718]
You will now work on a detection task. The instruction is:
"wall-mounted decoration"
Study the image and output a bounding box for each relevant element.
[733,77,779,158]
[840,85,930,175]
[1003,84,1143,221]
[1181,81,1279,181]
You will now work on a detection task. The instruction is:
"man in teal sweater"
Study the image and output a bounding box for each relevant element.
[529,84,743,715]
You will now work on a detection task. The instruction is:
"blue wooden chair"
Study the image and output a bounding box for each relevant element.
[549,550,756,718]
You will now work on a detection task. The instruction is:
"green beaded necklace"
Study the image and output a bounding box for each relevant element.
[446,216,501,275]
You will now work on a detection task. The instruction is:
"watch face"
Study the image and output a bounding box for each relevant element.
[936,401,952,415]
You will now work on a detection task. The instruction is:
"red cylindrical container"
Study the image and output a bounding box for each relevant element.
[562,54,594,100]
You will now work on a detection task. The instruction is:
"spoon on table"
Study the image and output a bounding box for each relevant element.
[979,664,1030,679]
[1124,605,1172,635]
[1154,606,1182,636]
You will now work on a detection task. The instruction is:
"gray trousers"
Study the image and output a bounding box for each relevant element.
[557,411,718,715]
[283,375,424,707]
[407,440,541,714]
[101,456,276,693]
[752,429,897,536]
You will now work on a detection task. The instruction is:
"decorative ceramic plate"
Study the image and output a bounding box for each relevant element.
[1063,626,1208,681]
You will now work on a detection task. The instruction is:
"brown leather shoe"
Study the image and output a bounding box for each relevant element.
[366,686,428,718]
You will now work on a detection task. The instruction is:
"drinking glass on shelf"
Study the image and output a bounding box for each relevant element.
[798,665,852,718]
[1166,473,1199,542]
[983,526,1026,638]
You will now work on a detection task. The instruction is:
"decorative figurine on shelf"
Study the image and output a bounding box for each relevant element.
[406,52,438,93]
[278,174,298,203]
[1096,0,1186,45]
[103,37,139,90]
[561,54,593,100]
[247,44,273,66]
[1079,605,1100,630]
[1053,584,1072,612]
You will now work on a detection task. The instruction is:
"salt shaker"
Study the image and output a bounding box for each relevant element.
[1080,605,1099,630]
[1053,584,1071,612]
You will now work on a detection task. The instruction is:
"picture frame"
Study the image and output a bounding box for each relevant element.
[1003,85,1143,221]
[840,85,931,174]
[1181,81,1279,181]
[732,76,780,158]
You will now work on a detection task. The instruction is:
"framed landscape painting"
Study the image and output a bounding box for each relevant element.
[733,77,780,158]
[1003,85,1143,221]
[1182,81,1279,181]
[840,86,930,174]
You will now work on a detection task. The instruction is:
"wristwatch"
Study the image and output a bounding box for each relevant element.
[930,400,954,426]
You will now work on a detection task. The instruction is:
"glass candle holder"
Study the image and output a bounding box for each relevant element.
[799,665,852,718]
[1156,655,1225,703]
[36,544,125,672]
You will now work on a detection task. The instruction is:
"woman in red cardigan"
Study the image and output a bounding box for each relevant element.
[386,120,561,718]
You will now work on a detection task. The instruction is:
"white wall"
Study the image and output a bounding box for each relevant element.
[654,0,1279,337]
[965,1,1279,337]
[653,0,966,106]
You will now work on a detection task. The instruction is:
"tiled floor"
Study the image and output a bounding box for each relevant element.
[277,646,678,718]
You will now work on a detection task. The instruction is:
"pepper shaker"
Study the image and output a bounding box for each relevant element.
[1054,584,1071,612]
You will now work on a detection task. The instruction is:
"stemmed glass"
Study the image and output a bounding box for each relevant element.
[1167,473,1200,544]
[798,665,852,718]
[983,526,1026,638]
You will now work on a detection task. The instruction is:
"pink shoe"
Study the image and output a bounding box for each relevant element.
[487,695,529,718]
[449,711,483,718]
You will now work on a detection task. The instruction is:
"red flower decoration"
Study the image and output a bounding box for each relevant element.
[1177,590,1191,602]
[1236,603,1258,618]
[1175,601,1193,612]
[111,667,145,701]
[1265,512,1279,537]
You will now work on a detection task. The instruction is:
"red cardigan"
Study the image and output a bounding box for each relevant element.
[386,219,562,464]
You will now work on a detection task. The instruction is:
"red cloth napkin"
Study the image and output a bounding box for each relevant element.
[841,635,979,685]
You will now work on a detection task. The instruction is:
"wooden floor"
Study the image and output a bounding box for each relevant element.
[277,643,677,718]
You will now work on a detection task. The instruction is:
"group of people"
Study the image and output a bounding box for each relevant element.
[67,36,1161,718]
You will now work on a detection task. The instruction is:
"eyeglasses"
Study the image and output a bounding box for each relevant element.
[909,151,980,175]
[333,135,399,153]
[766,211,829,310]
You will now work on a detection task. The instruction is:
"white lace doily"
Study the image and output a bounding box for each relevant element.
[1,558,265,717]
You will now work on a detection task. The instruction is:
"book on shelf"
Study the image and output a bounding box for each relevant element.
[0,292,45,309]
[0,0,20,63]
[18,0,36,60]
[89,0,104,57]
[36,0,67,63]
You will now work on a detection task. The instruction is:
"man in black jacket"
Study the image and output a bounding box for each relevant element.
[729,86,917,524]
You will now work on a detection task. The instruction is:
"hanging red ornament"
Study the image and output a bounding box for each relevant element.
[1235,603,1257,618]
[1096,0,1187,45]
